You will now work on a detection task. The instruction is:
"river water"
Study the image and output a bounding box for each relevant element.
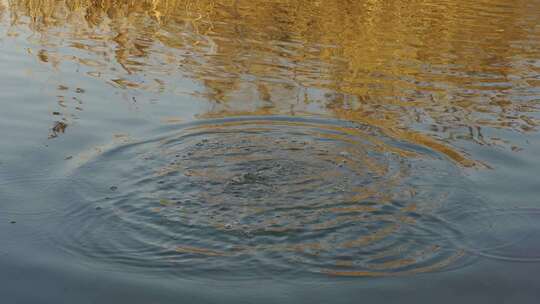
[0,0,539,303]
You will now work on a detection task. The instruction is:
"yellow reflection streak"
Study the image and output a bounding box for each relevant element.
[5,0,540,159]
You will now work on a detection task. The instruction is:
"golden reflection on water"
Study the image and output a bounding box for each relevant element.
[2,0,540,162]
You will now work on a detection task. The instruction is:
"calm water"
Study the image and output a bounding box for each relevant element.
[1,0,540,302]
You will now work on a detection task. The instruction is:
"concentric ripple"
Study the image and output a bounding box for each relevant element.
[58,117,487,278]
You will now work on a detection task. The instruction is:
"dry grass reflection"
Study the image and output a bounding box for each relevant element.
[3,0,540,163]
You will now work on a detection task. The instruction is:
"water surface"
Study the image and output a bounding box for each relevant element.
[1,0,540,303]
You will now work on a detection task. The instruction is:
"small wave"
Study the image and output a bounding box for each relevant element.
[54,116,499,279]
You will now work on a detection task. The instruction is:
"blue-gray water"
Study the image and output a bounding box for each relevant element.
[1,0,540,302]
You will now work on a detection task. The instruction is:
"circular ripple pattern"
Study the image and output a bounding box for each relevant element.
[58,117,483,278]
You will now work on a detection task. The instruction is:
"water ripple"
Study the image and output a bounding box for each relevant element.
[55,117,502,279]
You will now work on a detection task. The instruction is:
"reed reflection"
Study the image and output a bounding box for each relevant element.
[3,0,540,165]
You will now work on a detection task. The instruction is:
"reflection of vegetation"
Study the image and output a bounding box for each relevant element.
[49,120,67,138]
[4,0,540,164]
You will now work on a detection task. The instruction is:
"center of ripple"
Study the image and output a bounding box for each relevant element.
[60,117,479,279]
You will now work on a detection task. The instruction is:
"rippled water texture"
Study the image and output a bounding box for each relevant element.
[2,0,538,158]
[0,0,540,300]
[56,117,529,278]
